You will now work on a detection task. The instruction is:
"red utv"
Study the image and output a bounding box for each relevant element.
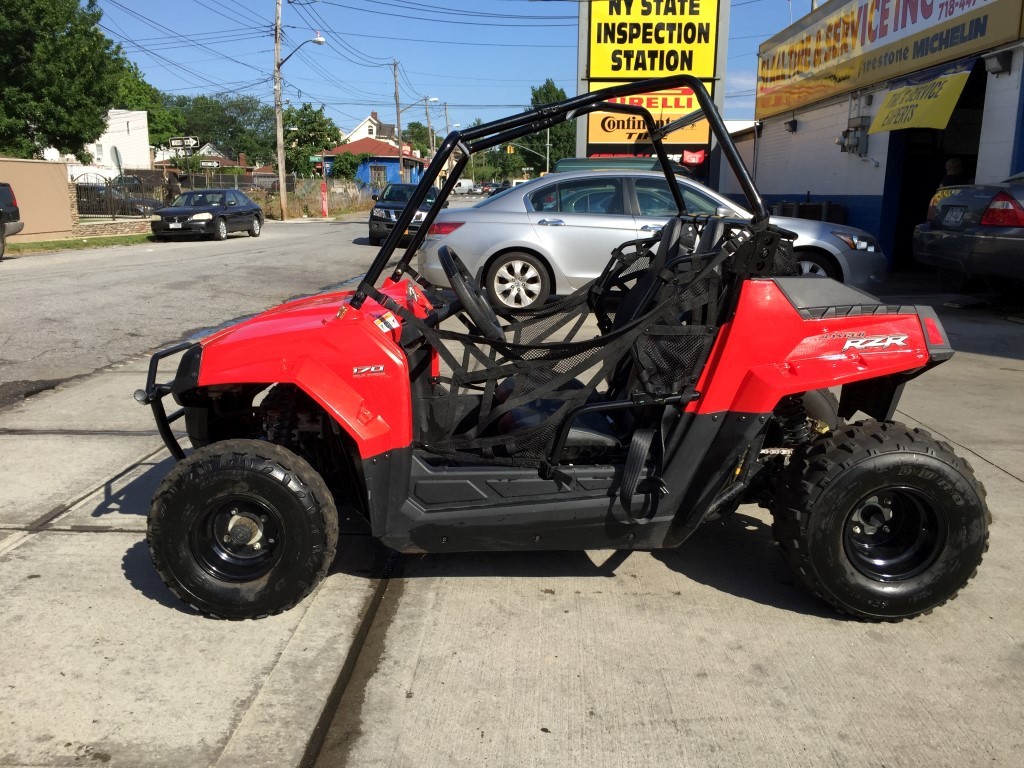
[137,75,989,621]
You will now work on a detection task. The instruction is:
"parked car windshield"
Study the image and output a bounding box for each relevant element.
[380,184,436,205]
[171,191,226,207]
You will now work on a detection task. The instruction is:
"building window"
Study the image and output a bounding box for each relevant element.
[367,125,374,136]
[95,144,103,161]
[370,164,386,188]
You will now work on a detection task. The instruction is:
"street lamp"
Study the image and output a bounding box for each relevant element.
[274,9,324,221]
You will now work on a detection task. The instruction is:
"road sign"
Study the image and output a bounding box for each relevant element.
[199,160,220,168]
[169,136,200,149]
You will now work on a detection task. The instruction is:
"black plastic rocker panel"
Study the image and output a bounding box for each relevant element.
[362,410,772,554]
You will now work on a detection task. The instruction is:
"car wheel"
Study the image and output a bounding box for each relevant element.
[368,234,382,246]
[248,216,262,238]
[797,251,841,281]
[213,218,228,241]
[0,232,5,261]
[486,252,551,310]
[147,439,339,619]
[771,421,989,621]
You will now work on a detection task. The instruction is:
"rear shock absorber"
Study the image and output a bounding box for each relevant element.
[775,394,810,447]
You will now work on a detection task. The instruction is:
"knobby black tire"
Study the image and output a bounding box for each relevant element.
[147,439,339,619]
[771,420,990,621]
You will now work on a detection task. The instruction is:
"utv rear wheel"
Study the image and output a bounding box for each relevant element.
[772,421,989,621]
[147,439,339,619]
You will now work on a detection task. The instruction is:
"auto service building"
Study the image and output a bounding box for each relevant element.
[750,0,1024,268]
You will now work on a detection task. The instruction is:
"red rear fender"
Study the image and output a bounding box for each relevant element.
[692,279,941,415]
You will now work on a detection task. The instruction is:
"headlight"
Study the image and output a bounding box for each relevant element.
[371,207,387,219]
[149,214,162,222]
[832,231,878,252]
[190,212,213,221]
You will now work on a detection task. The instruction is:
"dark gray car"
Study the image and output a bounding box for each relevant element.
[913,174,1024,284]
[368,183,440,246]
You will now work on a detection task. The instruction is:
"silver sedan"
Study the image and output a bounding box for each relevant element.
[416,170,888,310]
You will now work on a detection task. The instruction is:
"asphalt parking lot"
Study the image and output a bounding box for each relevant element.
[1,271,1022,767]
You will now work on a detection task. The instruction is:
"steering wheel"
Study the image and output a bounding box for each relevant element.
[437,245,505,341]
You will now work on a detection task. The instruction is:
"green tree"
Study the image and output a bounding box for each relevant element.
[401,121,441,157]
[113,63,183,148]
[330,152,372,181]
[164,94,275,165]
[518,79,576,173]
[0,0,129,160]
[281,103,341,175]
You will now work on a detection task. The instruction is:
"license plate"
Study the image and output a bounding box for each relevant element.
[168,222,182,229]
[942,206,966,226]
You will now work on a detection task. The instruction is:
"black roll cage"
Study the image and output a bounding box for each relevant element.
[350,74,767,310]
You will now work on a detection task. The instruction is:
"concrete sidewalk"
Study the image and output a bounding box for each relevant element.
[0,356,383,768]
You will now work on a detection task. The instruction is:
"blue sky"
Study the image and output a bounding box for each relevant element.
[95,0,814,136]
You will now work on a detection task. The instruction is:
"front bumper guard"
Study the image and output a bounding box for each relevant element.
[133,341,197,461]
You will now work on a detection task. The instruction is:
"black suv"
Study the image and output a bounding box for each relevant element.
[0,181,24,260]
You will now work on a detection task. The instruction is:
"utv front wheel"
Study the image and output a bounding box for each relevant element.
[147,439,339,619]
[772,421,989,621]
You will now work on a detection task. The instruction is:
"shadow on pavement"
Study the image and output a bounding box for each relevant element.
[121,539,200,615]
[88,456,177,519]
[653,510,841,620]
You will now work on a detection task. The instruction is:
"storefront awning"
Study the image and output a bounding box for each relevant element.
[868,59,975,135]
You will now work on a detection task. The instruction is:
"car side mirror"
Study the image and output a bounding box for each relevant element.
[371,194,378,201]
[227,200,237,207]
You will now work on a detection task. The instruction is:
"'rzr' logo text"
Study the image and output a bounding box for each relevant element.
[842,335,908,351]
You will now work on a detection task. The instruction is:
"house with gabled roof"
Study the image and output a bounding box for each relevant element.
[340,112,396,145]
[323,136,425,190]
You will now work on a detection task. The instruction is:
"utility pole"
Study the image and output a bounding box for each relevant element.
[425,101,434,158]
[392,60,403,183]
[444,102,450,135]
[274,0,288,219]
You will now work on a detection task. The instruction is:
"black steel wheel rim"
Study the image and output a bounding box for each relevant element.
[191,496,283,582]
[843,487,946,581]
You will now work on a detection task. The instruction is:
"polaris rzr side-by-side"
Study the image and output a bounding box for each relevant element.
[136,75,989,621]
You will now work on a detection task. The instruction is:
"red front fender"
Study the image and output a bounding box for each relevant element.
[196,288,419,459]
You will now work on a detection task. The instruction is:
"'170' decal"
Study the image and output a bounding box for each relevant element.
[842,335,908,351]
[353,365,385,376]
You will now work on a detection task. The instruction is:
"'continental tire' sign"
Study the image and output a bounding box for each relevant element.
[588,81,713,145]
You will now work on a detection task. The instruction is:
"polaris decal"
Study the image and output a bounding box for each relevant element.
[353,364,386,377]
[373,311,400,333]
[842,334,909,351]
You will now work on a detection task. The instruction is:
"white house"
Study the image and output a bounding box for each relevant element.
[340,112,397,146]
[46,109,152,180]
